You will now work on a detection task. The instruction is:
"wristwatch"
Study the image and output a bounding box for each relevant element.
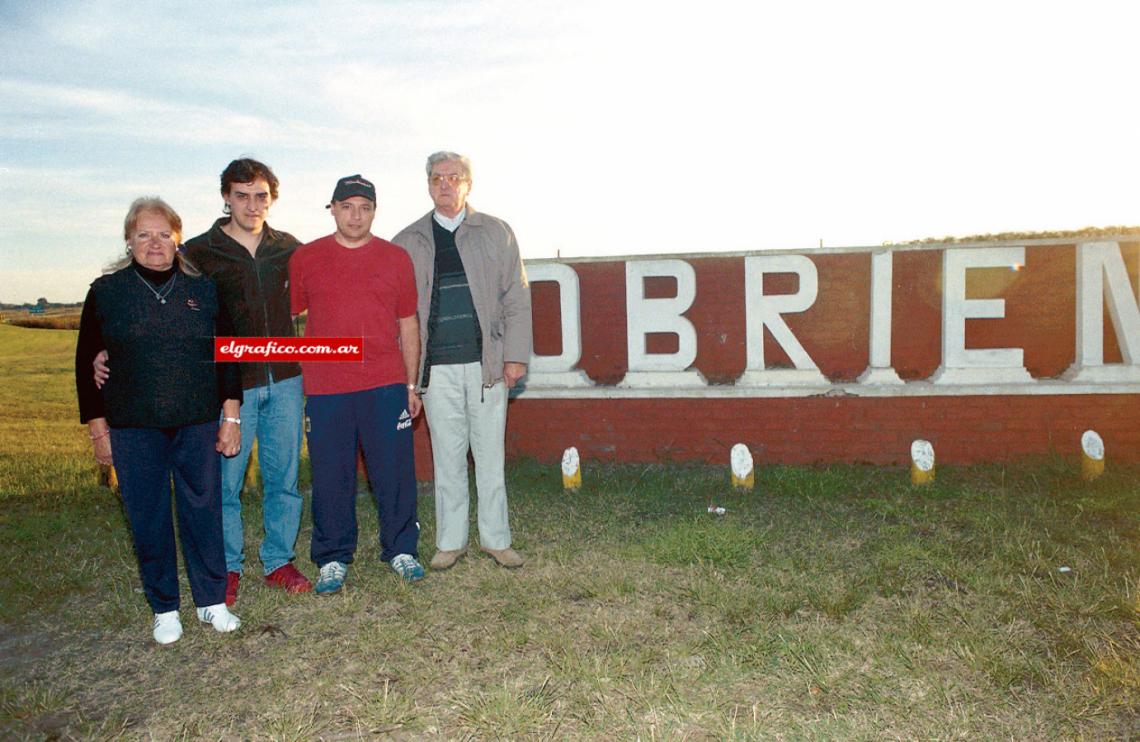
[407,384,418,392]
[222,416,242,424]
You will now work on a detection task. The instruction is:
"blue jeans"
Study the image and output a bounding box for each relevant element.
[220,374,304,576]
[111,421,226,612]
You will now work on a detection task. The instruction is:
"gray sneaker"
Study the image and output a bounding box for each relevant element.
[390,554,425,582]
[315,561,347,594]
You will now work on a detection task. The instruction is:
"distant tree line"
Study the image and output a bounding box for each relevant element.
[0,298,84,311]
[887,225,1140,245]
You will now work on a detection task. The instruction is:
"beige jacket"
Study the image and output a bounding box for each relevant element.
[392,206,533,387]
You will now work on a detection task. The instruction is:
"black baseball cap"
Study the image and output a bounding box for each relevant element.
[327,174,376,207]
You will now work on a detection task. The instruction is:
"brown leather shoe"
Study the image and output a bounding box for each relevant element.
[480,546,524,569]
[429,549,466,570]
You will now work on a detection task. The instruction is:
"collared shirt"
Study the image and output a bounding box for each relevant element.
[432,208,466,232]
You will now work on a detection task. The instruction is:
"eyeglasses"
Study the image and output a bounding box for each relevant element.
[429,173,467,187]
[133,231,174,244]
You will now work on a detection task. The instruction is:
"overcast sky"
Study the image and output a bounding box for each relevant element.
[2,0,1137,304]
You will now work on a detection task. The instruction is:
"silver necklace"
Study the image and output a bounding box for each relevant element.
[136,270,177,304]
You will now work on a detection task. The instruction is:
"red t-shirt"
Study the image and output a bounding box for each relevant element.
[289,234,417,395]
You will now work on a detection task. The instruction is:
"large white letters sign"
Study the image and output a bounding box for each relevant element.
[515,237,1139,397]
[738,254,828,386]
[619,259,706,387]
[931,246,1032,385]
[858,249,903,385]
[1064,241,1140,382]
[524,263,592,387]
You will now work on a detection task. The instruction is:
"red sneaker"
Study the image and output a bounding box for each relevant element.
[265,563,313,594]
[225,571,240,606]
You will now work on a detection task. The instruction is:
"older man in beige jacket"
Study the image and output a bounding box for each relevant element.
[392,151,532,570]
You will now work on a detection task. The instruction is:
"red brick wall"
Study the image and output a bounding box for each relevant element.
[412,242,1140,476]
[503,395,1139,465]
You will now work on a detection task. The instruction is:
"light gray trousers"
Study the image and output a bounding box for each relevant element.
[422,362,512,551]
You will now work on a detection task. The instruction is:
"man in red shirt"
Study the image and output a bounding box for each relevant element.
[289,175,424,590]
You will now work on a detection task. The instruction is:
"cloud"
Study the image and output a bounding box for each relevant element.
[0,79,352,149]
[3,0,1139,304]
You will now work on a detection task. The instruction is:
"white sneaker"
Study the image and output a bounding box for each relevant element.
[153,610,183,645]
[196,603,241,633]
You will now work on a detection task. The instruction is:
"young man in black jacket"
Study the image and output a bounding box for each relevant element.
[183,159,311,603]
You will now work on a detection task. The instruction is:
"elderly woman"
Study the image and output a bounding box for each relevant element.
[76,197,243,644]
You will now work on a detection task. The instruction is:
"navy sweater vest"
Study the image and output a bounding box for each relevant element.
[92,266,222,428]
[427,217,481,368]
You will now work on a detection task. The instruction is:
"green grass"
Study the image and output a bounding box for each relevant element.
[1,323,1138,739]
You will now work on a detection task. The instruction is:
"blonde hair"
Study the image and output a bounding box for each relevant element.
[109,196,199,275]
